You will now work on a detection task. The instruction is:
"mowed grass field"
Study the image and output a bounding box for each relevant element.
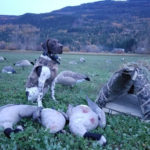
[0,51,150,150]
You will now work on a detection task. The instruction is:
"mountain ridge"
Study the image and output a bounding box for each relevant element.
[0,0,150,53]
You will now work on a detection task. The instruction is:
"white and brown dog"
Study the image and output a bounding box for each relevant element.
[25,38,63,107]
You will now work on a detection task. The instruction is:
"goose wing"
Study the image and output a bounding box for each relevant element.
[86,96,106,128]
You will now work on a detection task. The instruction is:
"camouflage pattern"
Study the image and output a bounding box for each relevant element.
[96,66,137,106]
[96,62,150,120]
[132,63,150,120]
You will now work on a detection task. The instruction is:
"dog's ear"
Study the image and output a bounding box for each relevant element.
[41,39,50,54]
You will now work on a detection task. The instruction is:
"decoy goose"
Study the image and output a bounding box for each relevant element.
[80,57,85,63]
[51,71,90,101]
[0,56,7,61]
[2,66,16,74]
[14,59,34,70]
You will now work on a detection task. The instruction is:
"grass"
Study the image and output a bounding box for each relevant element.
[0,51,150,150]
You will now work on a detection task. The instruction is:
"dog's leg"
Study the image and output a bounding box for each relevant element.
[36,66,51,107]
[51,78,57,101]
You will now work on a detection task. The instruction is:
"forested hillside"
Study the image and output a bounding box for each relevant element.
[0,0,150,52]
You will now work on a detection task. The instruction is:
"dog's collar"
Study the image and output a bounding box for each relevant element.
[50,55,60,64]
[42,53,60,64]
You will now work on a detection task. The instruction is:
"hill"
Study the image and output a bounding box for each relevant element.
[0,0,150,52]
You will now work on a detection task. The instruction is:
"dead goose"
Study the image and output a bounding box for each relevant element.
[35,108,66,133]
[0,104,41,138]
[2,66,16,74]
[51,70,90,101]
[66,97,107,146]
[0,56,7,61]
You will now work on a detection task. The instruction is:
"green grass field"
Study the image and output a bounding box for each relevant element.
[0,51,150,150]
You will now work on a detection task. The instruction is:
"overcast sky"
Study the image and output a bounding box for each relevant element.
[0,0,127,16]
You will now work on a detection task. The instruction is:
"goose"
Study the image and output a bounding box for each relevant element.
[0,104,41,138]
[0,56,7,61]
[80,57,85,63]
[66,97,107,146]
[35,108,66,134]
[51,71,90,101]
[69,60,77,65]
[14,60,34,70]
[2,66,16,74]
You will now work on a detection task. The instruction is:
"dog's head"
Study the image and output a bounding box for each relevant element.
[41,38,63,55]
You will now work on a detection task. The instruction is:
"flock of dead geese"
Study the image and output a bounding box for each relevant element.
[0,55,107,146]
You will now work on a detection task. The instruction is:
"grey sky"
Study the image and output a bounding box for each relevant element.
[0,0,99,15]
[0,0,127,16]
